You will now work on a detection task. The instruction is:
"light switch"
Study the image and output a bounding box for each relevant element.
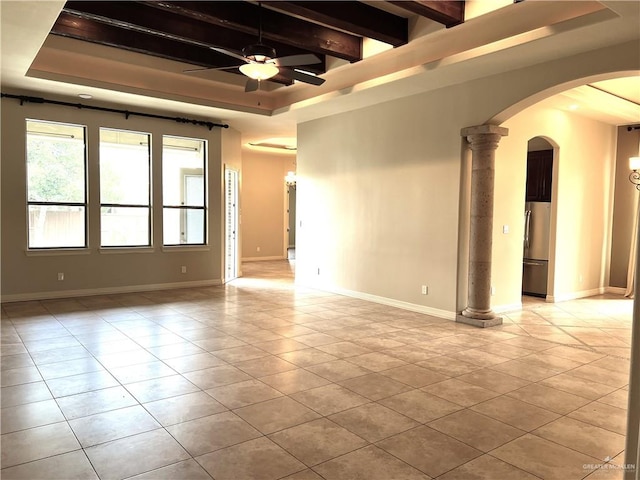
[503,225,509,234]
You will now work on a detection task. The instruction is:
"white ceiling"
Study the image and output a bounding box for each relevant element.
[1,1,639,149]
[541,77,640,126]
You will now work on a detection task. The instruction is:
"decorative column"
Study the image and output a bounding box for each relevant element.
[457,124,508,328]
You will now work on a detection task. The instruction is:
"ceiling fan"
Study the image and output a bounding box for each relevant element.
[185,3,325,92]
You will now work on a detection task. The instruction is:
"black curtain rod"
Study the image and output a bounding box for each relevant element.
[1,93,229,130]
[628,125,640,131]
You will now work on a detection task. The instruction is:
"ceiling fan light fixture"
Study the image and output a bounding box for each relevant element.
[239,62,279,81]
[243,44,276,62]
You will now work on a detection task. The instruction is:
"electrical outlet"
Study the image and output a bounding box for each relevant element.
[490,286,496,295]
[317,268,320,275]
[503,225,509,234]
[421,285,428,295]
[181,266,187,274]
[257,246,261,252]
[57,272,64,281]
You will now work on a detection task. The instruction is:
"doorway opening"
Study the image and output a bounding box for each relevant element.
[225,168,239,282]
[287,184,296,260]
[522,136,556,299]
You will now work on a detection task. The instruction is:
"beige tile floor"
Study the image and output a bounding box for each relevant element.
[0,260,634,479]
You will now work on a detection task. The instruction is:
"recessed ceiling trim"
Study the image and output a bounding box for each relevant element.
[274,1,611,111]
[248,142,297,151]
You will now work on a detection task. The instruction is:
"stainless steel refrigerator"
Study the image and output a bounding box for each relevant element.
[523,202,551,297]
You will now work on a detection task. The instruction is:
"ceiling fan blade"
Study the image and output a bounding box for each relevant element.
[183,67,212,73]
[183,65,241,73]
[271,54,321,68]
[211,46,249,63]
[245,78,260,93]
[279,68,325,86]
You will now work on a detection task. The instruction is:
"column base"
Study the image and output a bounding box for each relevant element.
[456,313,503,328]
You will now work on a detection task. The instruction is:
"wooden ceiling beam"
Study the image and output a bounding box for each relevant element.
[142,1,362,62]
[62,2,329,68]
[51,14,294,85]
[262,1,408,47]
[52,13,242,69]
[51,11,323,76]
[389,1,464,27]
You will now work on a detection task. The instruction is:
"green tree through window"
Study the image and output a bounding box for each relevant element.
[26,120,87,248]
[27,137,85,203]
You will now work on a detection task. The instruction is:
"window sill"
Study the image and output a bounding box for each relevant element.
[162,245,210,253]
[25,248,91,257]
[99,247,155,255]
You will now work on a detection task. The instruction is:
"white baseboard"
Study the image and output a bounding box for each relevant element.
[606,286,627,295]
[1,279,224,303]
[242,256,286,262]
[547,287,605,303]
[298,280,456,320]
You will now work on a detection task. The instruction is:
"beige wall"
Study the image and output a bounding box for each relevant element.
[1,95,231,301]
[297,40,637,318]
[241,150,295,260]
[297,91,463,317]
[610,127,640,288]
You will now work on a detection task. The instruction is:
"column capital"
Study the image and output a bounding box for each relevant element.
[461,124,509,138]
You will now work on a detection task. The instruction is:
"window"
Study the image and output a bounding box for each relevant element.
[26,120,87,248]
[100,128,151,247]
[162,136,206,245]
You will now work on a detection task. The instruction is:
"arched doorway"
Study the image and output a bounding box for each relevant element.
[522,136,557,300]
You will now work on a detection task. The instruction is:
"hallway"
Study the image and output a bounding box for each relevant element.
[1,260,633,479]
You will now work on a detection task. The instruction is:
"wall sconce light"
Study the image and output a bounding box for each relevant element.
[630,156,640,190]
[285,171,297,186]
